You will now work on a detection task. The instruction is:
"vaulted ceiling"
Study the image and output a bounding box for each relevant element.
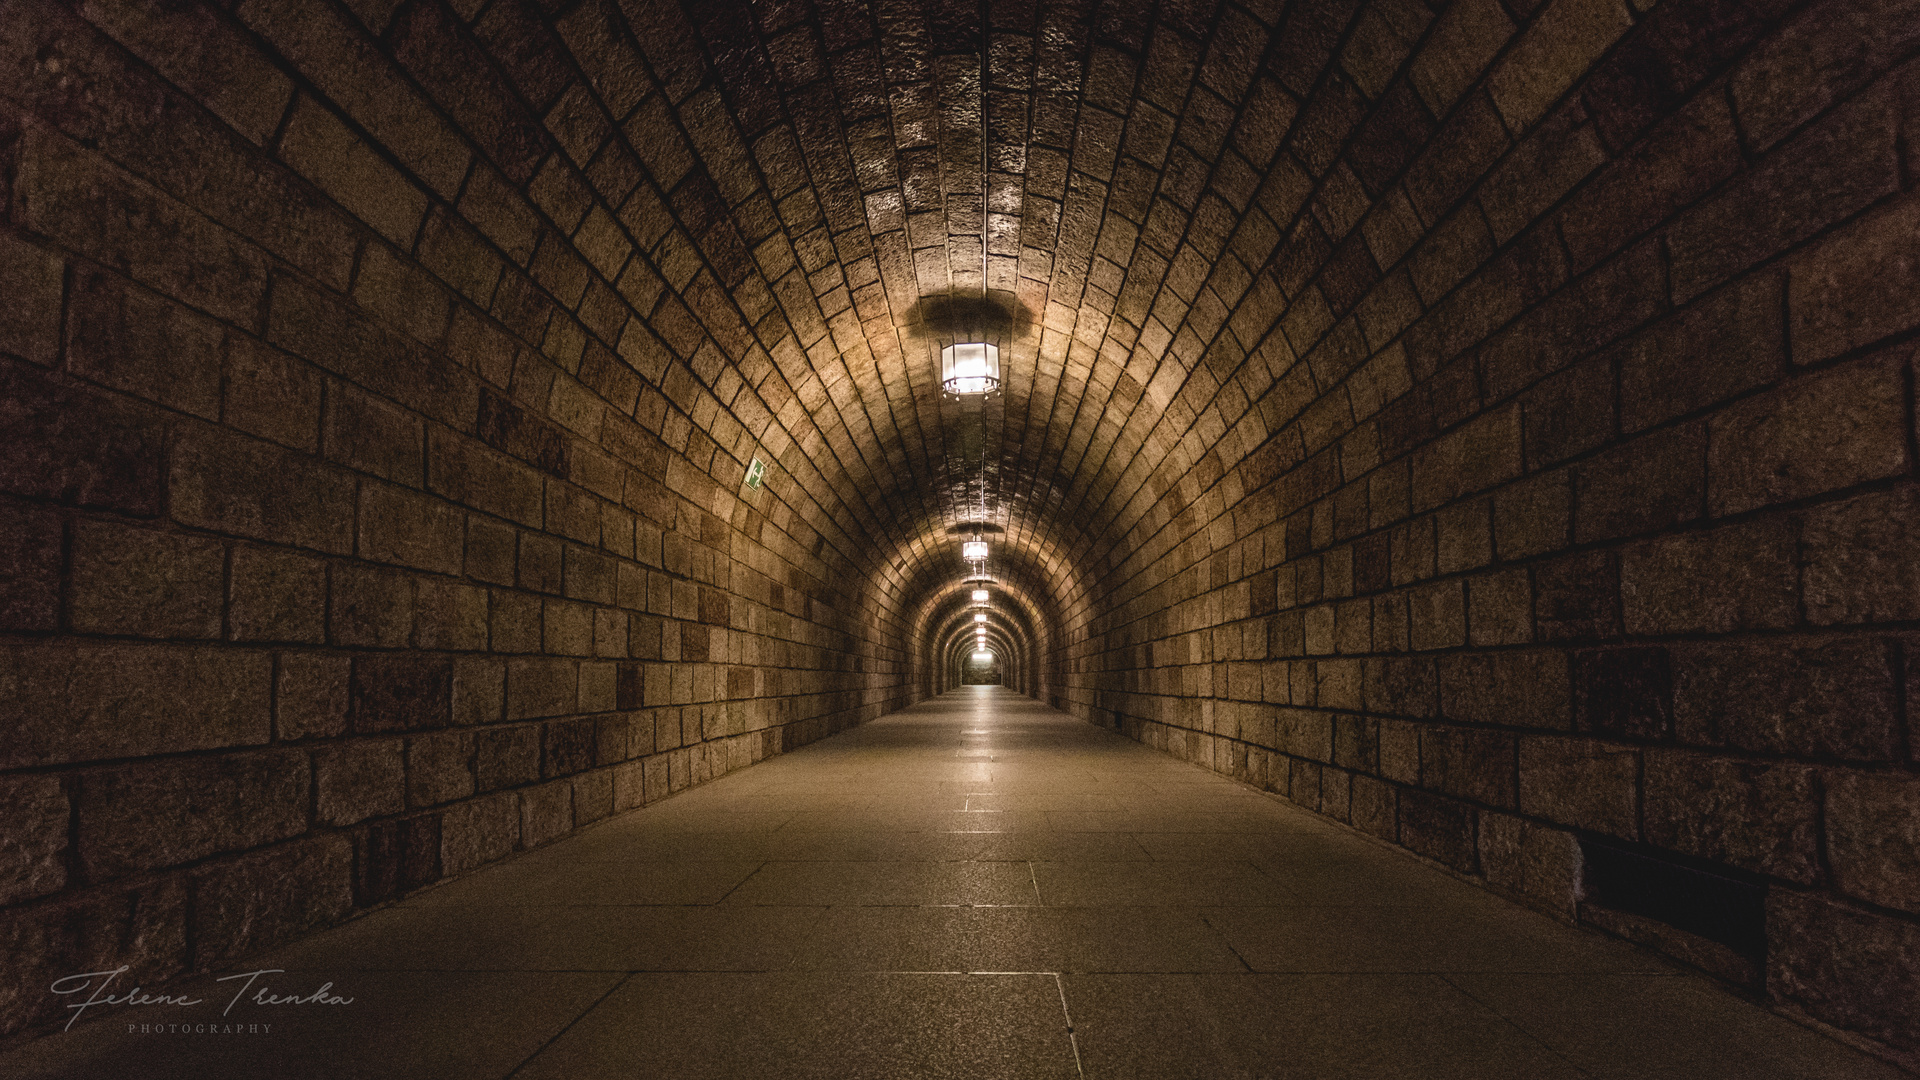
[591,0,1359,629]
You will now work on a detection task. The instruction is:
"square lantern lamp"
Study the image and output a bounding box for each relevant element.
[974,612,988,623]
[971,589,990,604]
[941,342,1001,398]
[963,538,989,561]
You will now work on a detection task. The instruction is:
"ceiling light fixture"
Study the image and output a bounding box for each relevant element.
[971,588,989,603]
[941,342,1001,398]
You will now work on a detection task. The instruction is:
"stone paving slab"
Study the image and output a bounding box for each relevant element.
[0,688,1903,1079]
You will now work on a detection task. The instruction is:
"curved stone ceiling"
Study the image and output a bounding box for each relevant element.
[612,0,1323,643]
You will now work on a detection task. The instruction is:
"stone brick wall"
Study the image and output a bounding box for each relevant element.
[1047,0,1920,1060]
[2,0,1917,1061]
[0,0,927,1037]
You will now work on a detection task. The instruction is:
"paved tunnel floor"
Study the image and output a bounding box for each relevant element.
[5,687,1903,1079]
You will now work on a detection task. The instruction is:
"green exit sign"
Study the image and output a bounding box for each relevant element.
[744,456,767,490]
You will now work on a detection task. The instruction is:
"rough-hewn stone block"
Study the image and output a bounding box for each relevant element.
[476,723,540,791]
[78,749,309,877]
[1409,0,1514,114]
[407,729,475,806]
[14,126,269,326]
[225,337,322,453]
[1644,750,1818,882]
[0,361,164,516]
[236,0,470,195]
[1787,191,1920,365]
[0,500,61,632]
[1672,638,1900,761]
[1802,487,1920,626]
[352,653,453,733]
[190,835,352,967]
[520,778,573,847]
[1768,890,1920,1053]
[453,655,506,725]
[70,520,224,639]
[359,481,465,575]
[173,424,356,554]
[279,92,428,245]
[276,651,350,740]
[66,267,222,419]
[1479,812,1580,917]
[325,381,425,487]
[507,656,578,720]
[1361,656,1437,717]
[1410,407,1521,513]
[329,564,414,647]
[0,773,67,905]
[1619,274,1783,434]
[1707,353,1906,516]
[1573,423,1705,544]
[355,813,442,905]
[1670,87,1898,303]
[1517,736,1638,839]
[441,791,519,875]
[1421,725,1516,808]
[1731,0,1920,153]
[1440,649,1570,729]
[78,0,294,146]
[1621,518,1797,634]
[315,739,404,826]
[0,643,271,767]
[1396,788,1477,871]
[1486,0,1632,131]
[1573,647,1670,741]
[0,233,63,367]
[229,545,327,643]
[0,877,187,1036]
[1826,771,1920,914]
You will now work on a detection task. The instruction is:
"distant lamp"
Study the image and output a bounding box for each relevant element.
[940,342,1001,397]
[971,589,990,603]
[962,538,989,561]
[974,613,988,623]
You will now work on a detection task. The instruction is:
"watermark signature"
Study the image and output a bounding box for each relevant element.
[49,967,353,1033]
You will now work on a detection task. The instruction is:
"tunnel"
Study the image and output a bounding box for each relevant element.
[0,0,1917,1071]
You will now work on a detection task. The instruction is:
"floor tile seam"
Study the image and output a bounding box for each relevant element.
[501,969,633,1080]
[714,895,1420,903]
[257,965,1694,976]
[1050,972,1089,1078]
[1199,914,1256,974]
[1432,971,1606,1080]
[727,902,1057,908]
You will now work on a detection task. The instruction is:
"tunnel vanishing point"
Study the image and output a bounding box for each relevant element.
[0,0,1918,1068]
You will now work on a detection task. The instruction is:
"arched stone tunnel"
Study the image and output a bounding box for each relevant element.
[1,0,1918,1067]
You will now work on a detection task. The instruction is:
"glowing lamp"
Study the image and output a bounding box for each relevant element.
[974,613,988,623]
[963,539,989,561]
[940,342,1001,397]
[971,589,990,603]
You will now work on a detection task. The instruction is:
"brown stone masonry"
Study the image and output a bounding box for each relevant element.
[0,0,1916,1065]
